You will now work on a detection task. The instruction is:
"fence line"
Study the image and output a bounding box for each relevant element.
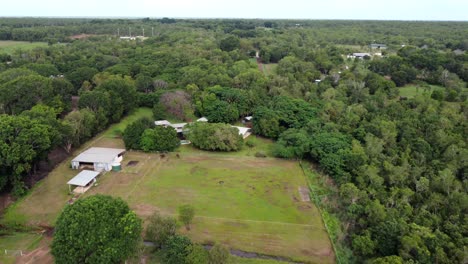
[299,161,342,264]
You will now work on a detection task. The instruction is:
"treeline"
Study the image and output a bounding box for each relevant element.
[1,18,467,51]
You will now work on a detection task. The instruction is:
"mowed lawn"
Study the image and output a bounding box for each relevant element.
[399,84,444,98]
[2,108,334,263]
[0,41,48,54]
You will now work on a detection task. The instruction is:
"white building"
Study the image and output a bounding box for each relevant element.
[71,147,125,172]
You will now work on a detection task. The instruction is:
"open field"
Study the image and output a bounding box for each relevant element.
[0,232,43,264]
[399,84,444,98]
[0,41,48,54]
[1,108,334,263]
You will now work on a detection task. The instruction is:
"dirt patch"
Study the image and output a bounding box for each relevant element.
[127,160,139,167]
[132,204,159,218]
[71,96,79,110]
[298,187,310,202]
[297,204,312,211]
[0,193,14,215]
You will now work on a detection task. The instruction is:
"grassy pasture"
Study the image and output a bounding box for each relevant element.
[0,232,43,264]
[399,84,444,98]
[0,41,48,55]
[1,108,334,263]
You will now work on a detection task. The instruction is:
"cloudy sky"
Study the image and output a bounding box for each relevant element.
[2,0,467,21]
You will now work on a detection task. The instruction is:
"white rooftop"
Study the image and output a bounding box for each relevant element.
[67,170,100,186]
[353,53,370,57]
[155,120,171,126]
[233,126,251,136]
[72,147,125,164]
[244,116,253,121]
[197,117,208,122]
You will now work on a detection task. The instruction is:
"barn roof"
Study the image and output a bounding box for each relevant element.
[71,147,125,164]
[67,170,100,186]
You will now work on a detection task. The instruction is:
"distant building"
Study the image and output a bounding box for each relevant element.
[197,117,208,122]
[348,53,371,59]
[369,44,387,49]
[155,120,171,126]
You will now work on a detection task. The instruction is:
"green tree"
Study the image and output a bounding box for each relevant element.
[51,195,142,264]
[163,235,192,264]
[135,74,154,93]
[0,74,54,114]
[0,115,53,194]
[187,122,244,151]
[178,204,195,231]
[145,212,177,249]
[208,243,231,264]
[220,36,240,52]
[140,126,180,152]
[122,118,155,150]
[205,100,239,123]
[186,244,209,264]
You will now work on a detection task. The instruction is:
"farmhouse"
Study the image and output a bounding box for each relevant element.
[67,170,100,194]
[71,147,125,171]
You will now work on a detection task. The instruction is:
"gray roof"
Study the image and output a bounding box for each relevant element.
[353,53,371,57]
[67,170,100,186]
[72,147,125,164]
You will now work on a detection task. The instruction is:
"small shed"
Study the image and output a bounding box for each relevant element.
[67,170,100,194]
[71,147,125,171]
[197,117,208,122]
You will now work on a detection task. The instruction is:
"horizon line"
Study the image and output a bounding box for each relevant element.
[0,16,467,22]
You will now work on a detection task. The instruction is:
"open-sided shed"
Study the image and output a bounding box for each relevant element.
[71,147,125,171]
[67,170,100,194]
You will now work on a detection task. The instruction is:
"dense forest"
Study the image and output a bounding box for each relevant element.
[0,17,467,263]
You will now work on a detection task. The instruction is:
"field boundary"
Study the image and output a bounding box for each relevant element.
[299,161,340,264]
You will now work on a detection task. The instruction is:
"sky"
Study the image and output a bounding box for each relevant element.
[1,0,467,21]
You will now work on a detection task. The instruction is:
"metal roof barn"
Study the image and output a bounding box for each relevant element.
[71,147,125,171]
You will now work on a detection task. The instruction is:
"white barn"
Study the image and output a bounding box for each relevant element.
[71,147,125,172]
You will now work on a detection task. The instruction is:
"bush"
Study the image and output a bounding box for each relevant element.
[209,243,231,264]
[178,204,195,230]
[245,139,256,148]
[255,151,267,158]
[145,212,177,249]
[163,235,192,264]
[186,244,209,264]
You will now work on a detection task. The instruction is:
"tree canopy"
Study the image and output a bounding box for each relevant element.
[51,195,142,264]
